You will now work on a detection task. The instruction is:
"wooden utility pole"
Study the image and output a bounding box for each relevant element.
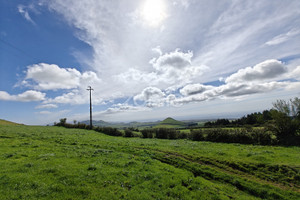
[87,86,94,128]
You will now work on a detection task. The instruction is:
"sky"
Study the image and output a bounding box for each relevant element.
[0,0,300,125]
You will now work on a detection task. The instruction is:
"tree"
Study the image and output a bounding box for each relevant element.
[271,97,300,145]
[273,97,300,118]
[60,118,67,125]
[55,118,67,126]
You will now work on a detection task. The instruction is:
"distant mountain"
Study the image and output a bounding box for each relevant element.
[81,120,113,127]
[159,117,185,126]
[80,117,206,129]
[80,120,160,129]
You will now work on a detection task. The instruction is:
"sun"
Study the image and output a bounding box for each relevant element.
[141,0,167,27]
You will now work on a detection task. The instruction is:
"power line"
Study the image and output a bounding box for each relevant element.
[0,37,36,61]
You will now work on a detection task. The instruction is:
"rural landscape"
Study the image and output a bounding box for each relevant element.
[1,97,300,199]
[1,0,300,199]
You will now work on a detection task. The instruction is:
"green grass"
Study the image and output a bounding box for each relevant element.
[0,119,22,125]
[0,124,299,199]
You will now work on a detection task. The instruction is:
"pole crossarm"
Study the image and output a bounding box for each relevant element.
[87,86,94,128]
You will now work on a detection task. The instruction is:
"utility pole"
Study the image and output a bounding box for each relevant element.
[87,86,94,128]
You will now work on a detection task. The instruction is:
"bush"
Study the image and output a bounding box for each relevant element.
[124,129,134,137]
[178,131,188,139]
[100,127,123,136]
[190,129,204,141]
[206,129,231,143]
[141,129,155,138]
[155,128,178,139]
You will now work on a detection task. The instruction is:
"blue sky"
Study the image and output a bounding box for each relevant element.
[1,0,300,125]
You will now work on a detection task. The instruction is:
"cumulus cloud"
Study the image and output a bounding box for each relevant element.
[134,87,166,107]
[180,84,213,96]
[149,49,208,85]
[225,59,287,83]
[162,59,298,106]
[18,63,104,105]
[115,48,208,93]
[129,58,298,108]
[151,49,192,69]
[24,63,102,90]
[168,81,291,106]
[216,82,288,97]
[0,90,45,102]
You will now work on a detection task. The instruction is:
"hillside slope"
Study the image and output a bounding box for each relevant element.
[1,125,299,199]
[0,119,22,125]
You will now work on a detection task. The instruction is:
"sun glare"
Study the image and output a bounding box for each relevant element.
[142,0,167,27]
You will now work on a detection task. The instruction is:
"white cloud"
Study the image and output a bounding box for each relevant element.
[38,111,52,115]
[17,4,35,24]
[20,63,104,105]
[35,104,58,109]
[216,82,288,97]
[114,48,208,95]
[0,91,12,101]
[134,87,166,107]
[225,59,287,83]
[0,90,45,102]
[102,104,150,115]
[180,84,213,96]
[169,81,291,106]
[150,49,208,85]
[151,49,192,69]
[164,59,299,106]
[42,1,300,103]
[265,29,300,46]
[290,65,300,80]
[44,90,85,105]
[25,63,82,90]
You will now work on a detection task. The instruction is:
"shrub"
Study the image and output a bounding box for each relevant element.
[206,129,231,143]
[190,129,204,141]
[141,129,155,138]
[155,128,178,139]
[124,129,134,137]
[178,131,188,139]
[100,127,123,136]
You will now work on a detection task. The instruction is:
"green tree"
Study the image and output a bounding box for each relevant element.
[58,118,67,126]
[271,97,300,145]
[273,97,300,118]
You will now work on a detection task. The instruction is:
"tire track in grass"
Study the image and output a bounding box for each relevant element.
[131,147,300,200]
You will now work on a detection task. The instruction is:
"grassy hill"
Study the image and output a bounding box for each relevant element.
[0,119,22,125]
[155,117,186,128]
[0,124,299,199]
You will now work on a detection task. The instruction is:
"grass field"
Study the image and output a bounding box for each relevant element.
[0,124,299,199]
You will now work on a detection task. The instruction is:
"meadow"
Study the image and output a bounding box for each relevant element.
[0,123,299,199]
